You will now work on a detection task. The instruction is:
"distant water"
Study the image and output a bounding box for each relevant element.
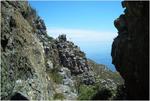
[86,53,116,72]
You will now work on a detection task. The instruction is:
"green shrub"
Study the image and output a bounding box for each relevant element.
[77,84,96,100]
[47,67,63,84]
[77,82,113,100]
[53,93,65,100]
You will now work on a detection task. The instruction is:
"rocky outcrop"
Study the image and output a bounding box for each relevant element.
[55,35,95,85]
[1,1,123,100]
[56,34,89,74]
[111,1,149,99]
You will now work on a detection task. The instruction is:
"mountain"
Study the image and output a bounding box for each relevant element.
[1,1,123,100]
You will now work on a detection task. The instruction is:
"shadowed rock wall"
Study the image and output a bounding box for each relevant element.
[112,1,149,99]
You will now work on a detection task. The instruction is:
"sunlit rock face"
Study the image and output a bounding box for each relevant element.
[112,1,149,99]
[1,1,50,100]
[1,1,95,100]
[1,1,123,100]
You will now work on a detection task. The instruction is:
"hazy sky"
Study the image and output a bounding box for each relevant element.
[29,1,124,71]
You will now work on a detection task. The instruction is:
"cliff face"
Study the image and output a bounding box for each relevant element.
[112,1,149,99]
[1,1,50,100]
[1,1,123,100]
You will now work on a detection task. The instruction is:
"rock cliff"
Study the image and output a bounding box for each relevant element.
[1,1,123,100]
[112,1,149,99]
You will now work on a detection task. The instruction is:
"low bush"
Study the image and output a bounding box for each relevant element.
[77,82,113,100]
[53,93,65,100]
[47,67,63,84]
[77,84,96,100]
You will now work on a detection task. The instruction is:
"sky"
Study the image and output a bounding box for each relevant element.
[29,1,124,71]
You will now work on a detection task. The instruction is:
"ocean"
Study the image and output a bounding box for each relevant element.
[86,53,116,72]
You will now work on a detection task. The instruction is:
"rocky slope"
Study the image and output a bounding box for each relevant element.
[1,1,123,100]
[112,1,149,99]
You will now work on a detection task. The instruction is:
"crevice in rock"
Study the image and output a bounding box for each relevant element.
[10,93,28,100]
[1,36,8,51]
